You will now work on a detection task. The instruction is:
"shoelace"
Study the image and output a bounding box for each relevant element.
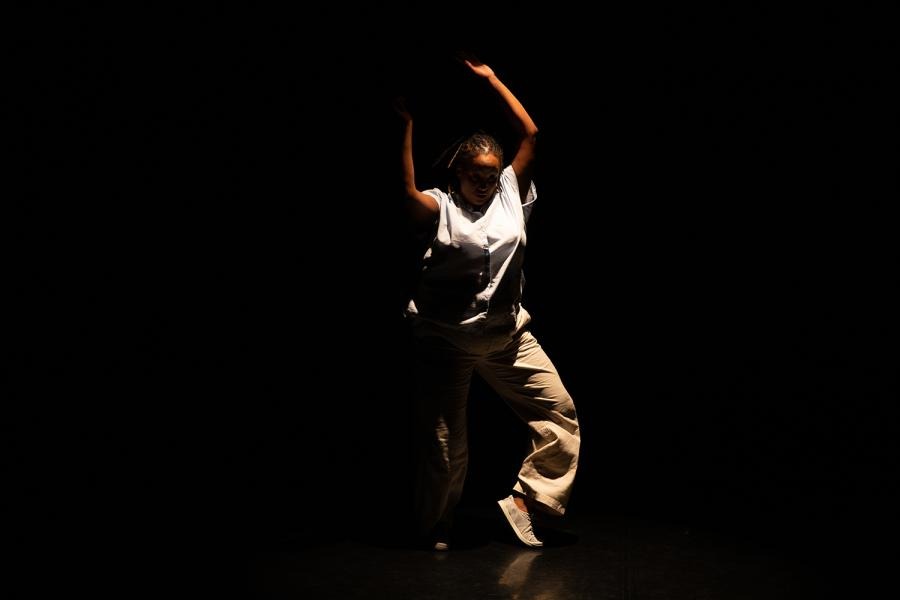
[520,509,536,536]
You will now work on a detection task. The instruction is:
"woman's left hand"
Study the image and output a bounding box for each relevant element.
[463,58,495,79]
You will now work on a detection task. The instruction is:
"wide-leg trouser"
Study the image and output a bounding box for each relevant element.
[412,316,580,535]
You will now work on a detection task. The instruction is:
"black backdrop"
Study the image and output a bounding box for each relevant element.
[16,6,895,593]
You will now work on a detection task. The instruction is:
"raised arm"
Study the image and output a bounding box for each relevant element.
[463,59,538,203]
[394,97,439,225]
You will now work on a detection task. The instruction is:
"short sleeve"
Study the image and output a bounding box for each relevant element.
[521,179,537,223]
[500,165,537,223]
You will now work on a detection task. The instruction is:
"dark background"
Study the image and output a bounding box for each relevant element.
[15,6,895,593]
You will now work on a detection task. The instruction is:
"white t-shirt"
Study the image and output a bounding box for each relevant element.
[407,165,537,333]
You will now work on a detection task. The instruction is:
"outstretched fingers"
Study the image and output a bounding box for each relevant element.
[454,50,494,78]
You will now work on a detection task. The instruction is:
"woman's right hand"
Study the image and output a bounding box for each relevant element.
[393,96,412,124]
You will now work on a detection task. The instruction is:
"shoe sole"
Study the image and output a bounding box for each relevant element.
[497,499,543,548]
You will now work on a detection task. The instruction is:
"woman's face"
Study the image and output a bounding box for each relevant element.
[457,153,501,207]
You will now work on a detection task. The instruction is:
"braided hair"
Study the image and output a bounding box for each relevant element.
[444,132,504,195]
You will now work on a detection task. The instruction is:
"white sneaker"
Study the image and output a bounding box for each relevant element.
[497,495,543,547]
[430,518,450,551]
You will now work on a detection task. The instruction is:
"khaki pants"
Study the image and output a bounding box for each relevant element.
[412,311,580,535]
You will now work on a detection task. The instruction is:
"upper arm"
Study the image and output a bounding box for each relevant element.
[510,133,537,204]
[407,190,440,226]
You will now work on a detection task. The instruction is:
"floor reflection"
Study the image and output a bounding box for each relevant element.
[496,550,572,599]
[497,550,541,589]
